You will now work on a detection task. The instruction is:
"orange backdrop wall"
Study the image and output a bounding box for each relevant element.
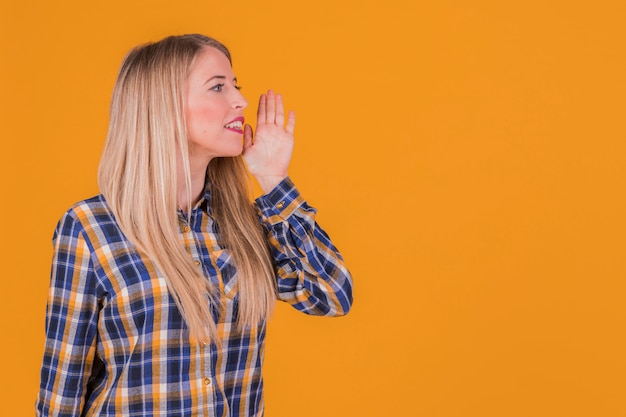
[1,0,625,416]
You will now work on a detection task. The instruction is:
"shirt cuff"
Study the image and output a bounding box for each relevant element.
[255,177,306,224]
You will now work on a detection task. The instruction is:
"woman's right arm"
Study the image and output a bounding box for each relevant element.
[36,211,100,417]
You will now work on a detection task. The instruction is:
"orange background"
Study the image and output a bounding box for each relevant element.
[1,0,625,416]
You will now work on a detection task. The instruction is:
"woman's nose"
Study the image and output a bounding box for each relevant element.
[232,89,248,110]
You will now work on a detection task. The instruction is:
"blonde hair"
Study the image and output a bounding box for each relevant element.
[98,34,276,344]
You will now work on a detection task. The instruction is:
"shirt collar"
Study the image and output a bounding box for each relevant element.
[196,186,211,213]
[177,186,211,218]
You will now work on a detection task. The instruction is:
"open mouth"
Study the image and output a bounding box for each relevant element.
[224,117,244,132]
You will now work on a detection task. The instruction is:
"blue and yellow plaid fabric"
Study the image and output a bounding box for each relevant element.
[36,177,352,417]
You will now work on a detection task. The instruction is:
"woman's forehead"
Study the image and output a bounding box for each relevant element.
[189,47,233,79]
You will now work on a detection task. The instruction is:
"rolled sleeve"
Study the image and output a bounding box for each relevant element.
[255,177,353,317]
[36,211,100,417]
[255,177,309,225]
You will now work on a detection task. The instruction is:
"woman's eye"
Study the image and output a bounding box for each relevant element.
[235,85,242,91]
[210,83,225,92]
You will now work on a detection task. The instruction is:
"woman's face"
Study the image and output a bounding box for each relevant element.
[185,46,248,160]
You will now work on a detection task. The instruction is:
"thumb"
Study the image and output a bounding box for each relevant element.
[243,124,253,151]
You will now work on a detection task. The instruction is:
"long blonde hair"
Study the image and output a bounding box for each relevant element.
[98,34,276,344]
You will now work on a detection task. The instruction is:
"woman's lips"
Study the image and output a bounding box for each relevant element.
[224,117,244,133]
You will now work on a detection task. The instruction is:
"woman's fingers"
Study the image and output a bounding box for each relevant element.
[286,110,296,136]
[266,90,276,124]
[257,90,292,131]
[257,93,266,124]
[275,93,285,127]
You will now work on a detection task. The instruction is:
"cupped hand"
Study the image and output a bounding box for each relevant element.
[243,90,296,193]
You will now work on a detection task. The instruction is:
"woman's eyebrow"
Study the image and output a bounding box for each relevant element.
[203,76,238,85]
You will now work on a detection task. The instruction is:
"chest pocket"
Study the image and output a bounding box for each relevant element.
[212,249,238,299]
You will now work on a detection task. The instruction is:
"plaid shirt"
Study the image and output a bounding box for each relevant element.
[36,178,352,417]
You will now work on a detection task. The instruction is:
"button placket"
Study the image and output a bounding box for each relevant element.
[179,211,204,273]
[200,343,216,408]
[178,212,191,234]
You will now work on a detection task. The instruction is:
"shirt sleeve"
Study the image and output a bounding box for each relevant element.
[255,177,353,316]
[36,211,100,417]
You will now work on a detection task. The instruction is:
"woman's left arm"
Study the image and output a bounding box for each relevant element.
[255,178,353,316]
[243,90,352,316]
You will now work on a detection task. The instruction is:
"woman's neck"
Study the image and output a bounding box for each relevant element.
[177,153,211,211]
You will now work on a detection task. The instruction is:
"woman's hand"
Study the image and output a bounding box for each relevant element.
[243,90,296,194]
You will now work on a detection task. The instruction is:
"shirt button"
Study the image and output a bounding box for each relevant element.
[203,377,212,386]
[194,260,201,266]
[276,201,285,209]
[182,225,190,232]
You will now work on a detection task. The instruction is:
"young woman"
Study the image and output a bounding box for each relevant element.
[36,34,352,417]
